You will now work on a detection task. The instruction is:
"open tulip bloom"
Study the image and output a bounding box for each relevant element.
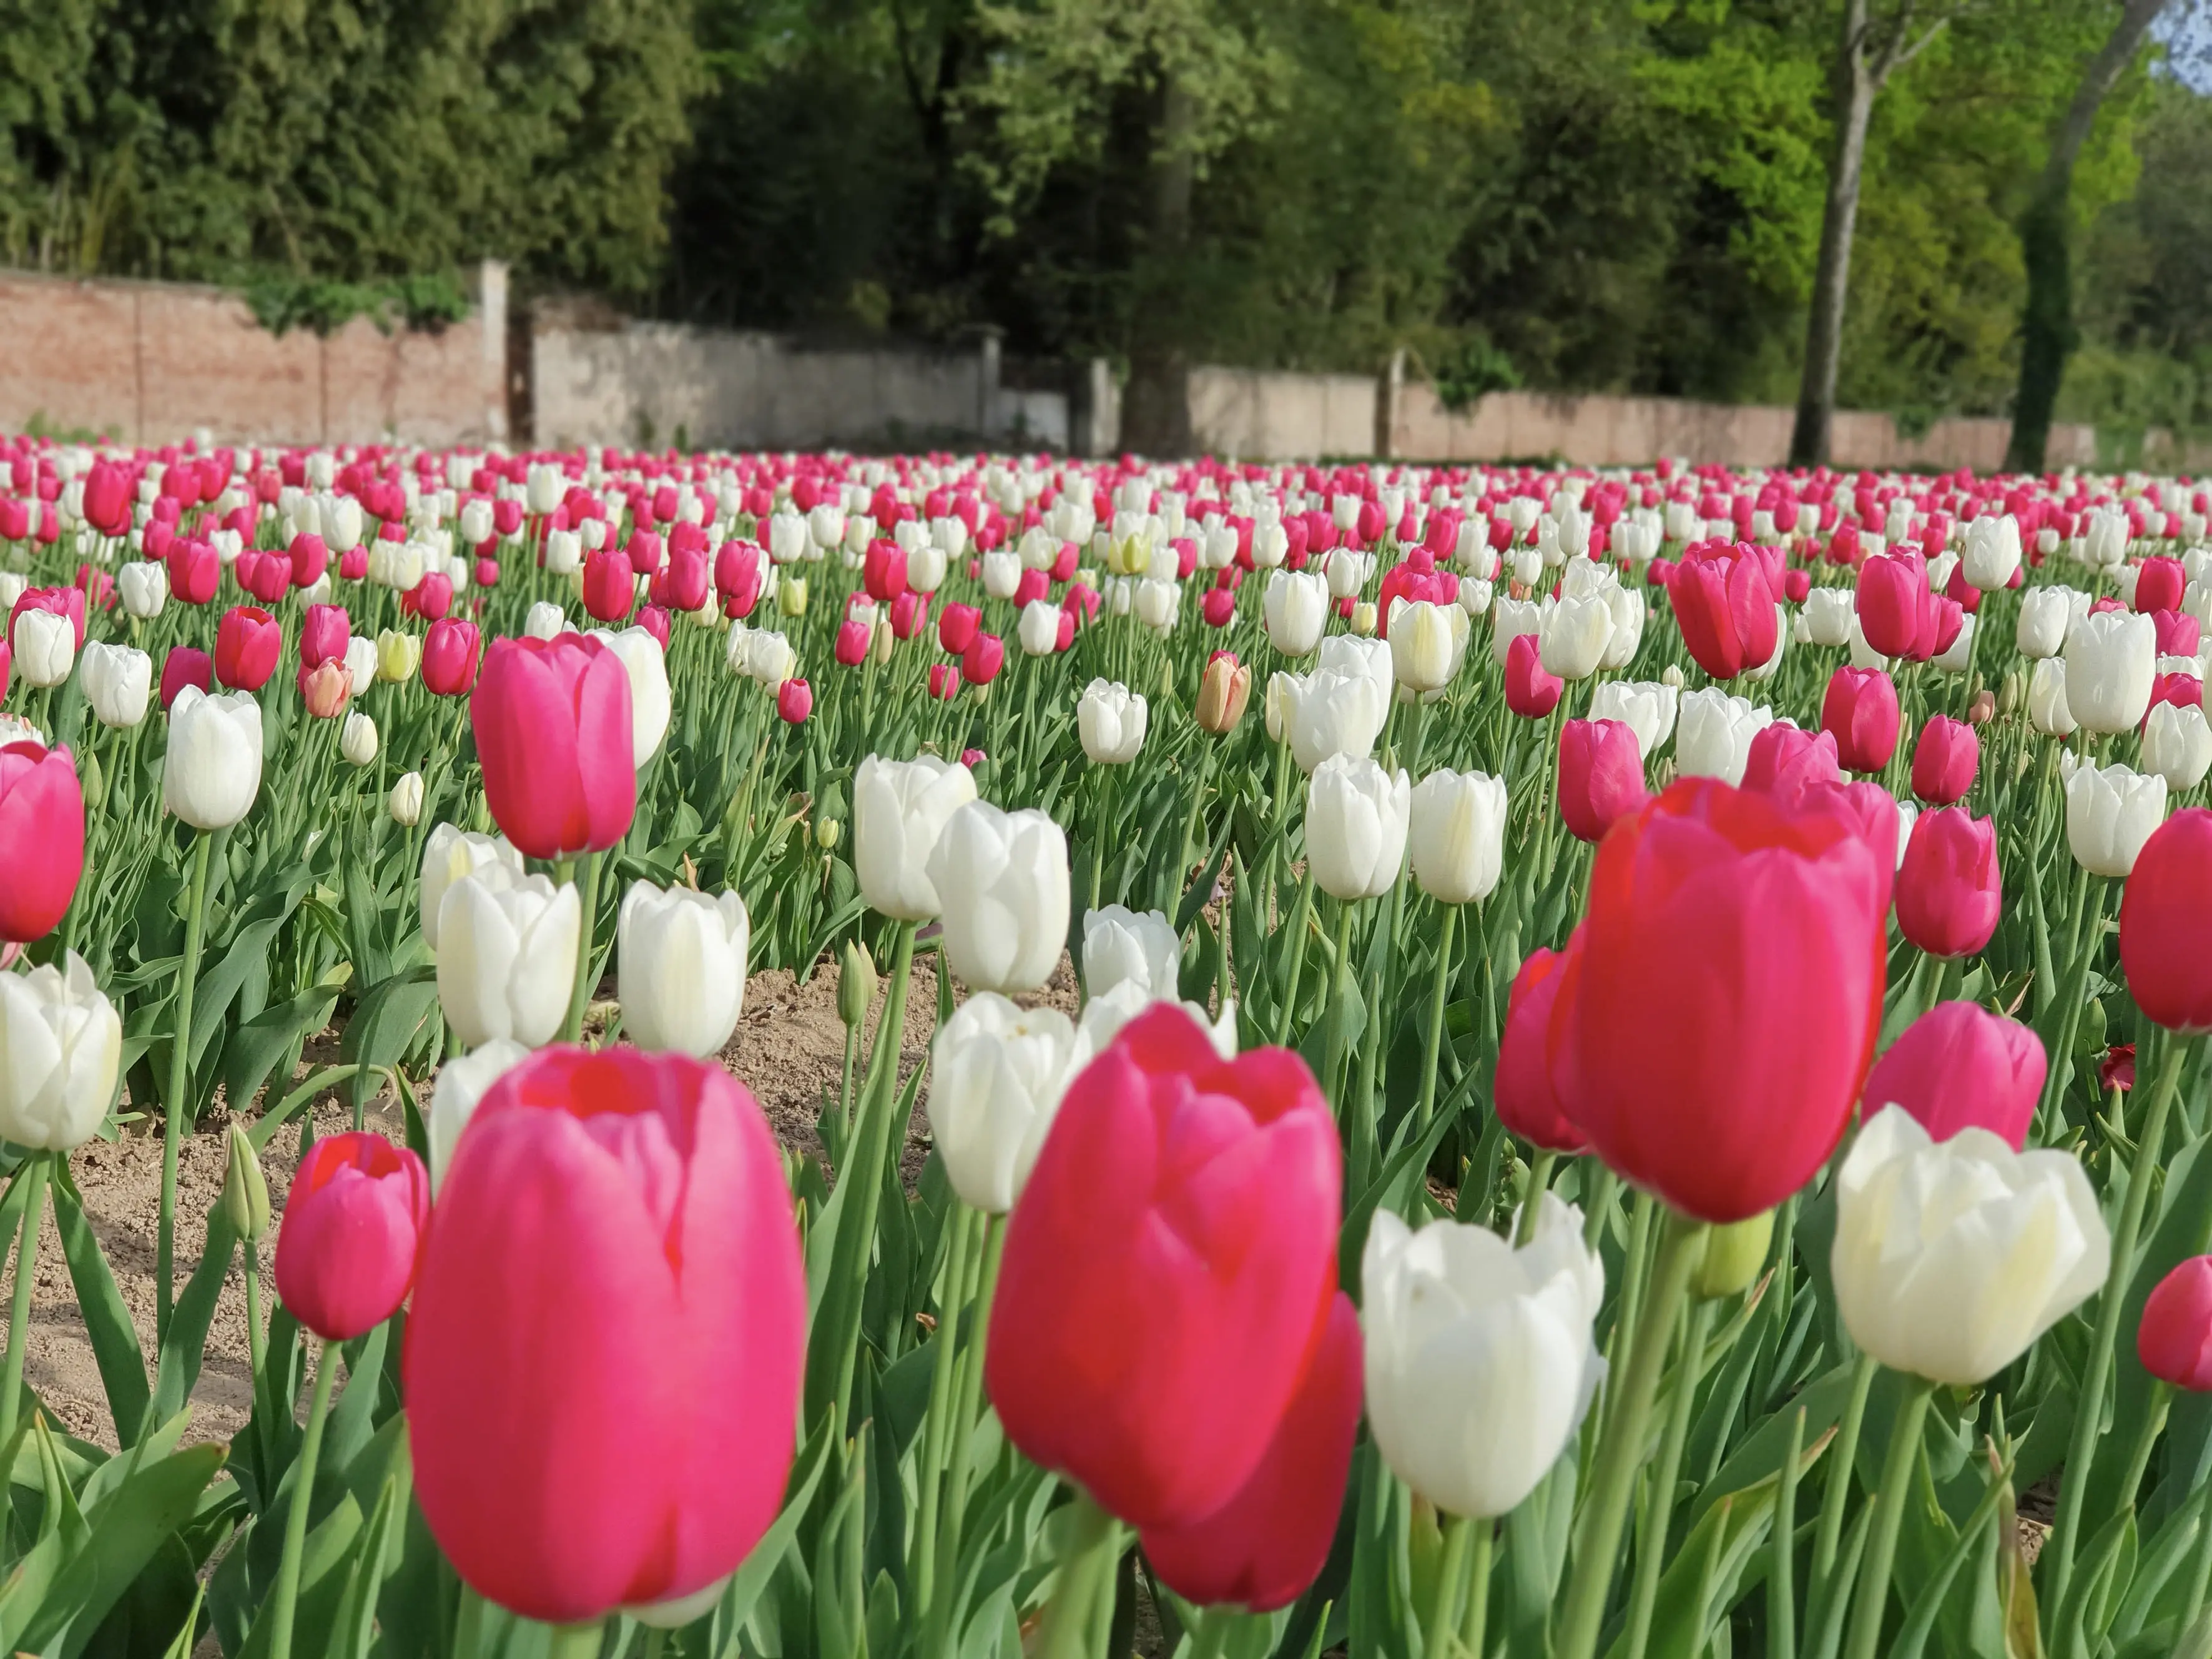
[5,435,2212,1659]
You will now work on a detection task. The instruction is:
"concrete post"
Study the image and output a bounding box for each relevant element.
[478,259,510,443]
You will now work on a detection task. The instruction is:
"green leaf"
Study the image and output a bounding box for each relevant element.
[219,986,342,1121]
[713,1419,835,1652]
[148,1204,238,1429]
[338,968,440,1116]
[47,1162,150,1447]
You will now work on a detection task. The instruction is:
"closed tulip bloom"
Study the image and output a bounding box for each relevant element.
[426,1038,529,1195]
[1802,587,1856,647]
[1408,769,1507,904]
[2065,608,2156,734]
[298,659,351,719]
[419,824,524,950]
[2142,700,2212,791]
[0,741,84,941]
[436,867,582,1048]
[1909,715,1978,806]
[1495,945,1587,1153]
[1262,569,1327,657]
[2067,760,2166,877]
[2120,809,2212,1031]
[376,628,421,686]
[421,618,482,697]
[0,952,120,1149]
[1196,651,1252,734]
[163,686,262,829]
[2017,587,2078,659]
[1740,723,1844,810]
[340,711,378,767]
[117,559,167,619]
[158,646,212,712]
[1307,756,1409,901]
[988,1006,1342,1529]
[274,1131,429,1341]
[1589,679,1678,759]
[1537,593,1616,682]
[1018,598,1061,656]
[1084,905,1181,1001]
[1674,688,1774,786]
[1078,679,1148,763]
[2139,1258,2212,1392]
[1960,514,2021,590]
[210,604,278,691]
[589,626,672,766]
[1362,1194,1603,1519]
[471,636,636,860]
[961,631,1005,684]
[1279,667,1389,774]
[927,801,1069,993]
[1671,547,1777,679]
[2135,555,2186,614]
[928,993,1081,1214]
[1504,631,1564,719]
[1392,599,1472,691]
[1856,552,1928,659]
[408,1047,803,1623]
[853,754,977,920]
[617,882,750,1058]
[1819,667,1899,773]
[1862,1001,2045,1151]
[299,603,349,669]
[1558,718,1648,844]
[1895,807,2000,959]
[12,608,72,688]
[2028,657,2077,736]
[1490,596,1541,666]
[166,536,219,605]
[582,546,636,623]
[390,771,425,827]
[1833,1106,2106,1386]
[1551,780,1889,1222]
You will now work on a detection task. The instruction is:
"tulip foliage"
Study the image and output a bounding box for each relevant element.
[3,437,2212,1659]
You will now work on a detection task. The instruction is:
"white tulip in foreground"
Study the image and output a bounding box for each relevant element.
[1081,905,1180,1002]
[617,881,750,1058]
[1307,755,1410,901]
[418,824,525,950]
[927,801,1069,993]
[163,686,263,830]
[1076,679,1148,764]
[2064,760,2166,878]
[853,754,977,921]
[435,867,581,1049]
[928,993,1081,1214]
[427,1038,529,1194]
[0,952,122,1152]
[1832,1106,2107,1387]
[1362,1194,1605,1519]
[1407,769,1507,905]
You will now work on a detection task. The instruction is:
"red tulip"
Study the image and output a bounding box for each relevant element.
[777,677,812,723]
[1201,587,1236,628]
[961,631,1004,685]
[1139,1291,1362,1613]
[81,458,132,536]
[403,570,455,622]
[340,546,368,581]
[583,546,636,623]
[1855,552,1926,659]
[2139,1258,2212,1392]
[423,618,483,697]
[215,604,282,691]
[988,1006,1342,1529]
[1503,631,1561,719]
[289,533,329,588]
[649,544,709,613]
[406,1047,804,1623]
[716,543,764,619]
[471,636,636,860]
[938,602,981,656]
[1861,1001,2043,1150]
[0,742,84,941]
[1894,806,2000,959]
[625,528,664,578]
[1905,589,1964,663]
[1558,718,1648,843]
[835,619,870,667]
[2135,556,2185,615]
[242,548,292,604]
[2120,809,2212,1032]
[891,591,932,640]
[1550,780,1889,1222]
[1495,945,1588,1153]
[928,662,960,700]
[160,647,213,710]
[1741,724,1843,810]
[637,605,671,652]
[1670,544,1777,679]
[274,1131,429,1341]
[300,603,350,669]
[1909,715,1977,806]
[1820,667,1899,773]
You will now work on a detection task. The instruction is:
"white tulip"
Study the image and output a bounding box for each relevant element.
[1847,614,1890,671]
[1134,576,1179,632]
[1078,679,1148,763]
[427,1038,530,1194]
[855,755,978,922]
[1263,570,1328,657]
[1598,581,1644,670]
[338,711,378,767]
[390,771,424,827]
[544,529,583,575]
[1674,689,1774,786]
[2065,608,2156,735]
[420,824,525,951]
[1362,1194,1605,1519]
[1326,548,1372,601]
[1833,1106,2106,1386]
[1390,599,1470,693]
[1931,611,1976,675]
[618,882,750,1058]
[928,993,1080,1214]
[766,511,808,565]
[1802,588,1855,647]
[2028,659,2077,737]
[435,867,581,1049]
[1490,596,1543,667]
[1072,978,1236,1063]
[1082,905,1180,1001]
[1408,769,1507,904]
[1458,578,1494,619]
[926,802,1070,993]
[79,642,150,728]
[1588,679,1678,760]
[588,626,672,766]
[981,548,1021,601]
[1279,668,1389,774]
[1307,756,1410,901]
[1960,514,2022,591]
[12,609,72,688]
[163,686,262,830]
[0,952,121,1151]
[2143,701,2212,792]
[118,560,168,618]
[2015,587,2081,660]
[524,600,567,640]
[2065,761,2166,877]
[1018,599,1061,657]
[906,542,948,594]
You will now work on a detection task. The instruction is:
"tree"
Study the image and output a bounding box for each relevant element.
[2005,0,2175,471]
[1789,0,1962,465]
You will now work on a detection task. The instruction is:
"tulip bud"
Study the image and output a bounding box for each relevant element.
[340,711,378,767]
[390,771,425,827]
[79,752,104,814]
[222,1122,272,1243]
[1196,652,1252,734]
[617,881,750,1058]
[1078,679,1148,763]
[838,940,878,1030]
[376,628,421,684]
[1692,1210,1773,1301]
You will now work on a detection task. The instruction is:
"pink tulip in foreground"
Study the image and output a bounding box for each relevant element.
[469,634,635,860]
[406,1046,804,1623]
[273,1132,430,1341]
[0,741,84,942]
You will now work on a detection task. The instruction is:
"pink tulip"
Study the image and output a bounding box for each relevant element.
[0,742,84,941]
[1861,1001,2043,1150]
[1894,806,2000,959]
[470,636,636,860]
[274,1132,429,1341]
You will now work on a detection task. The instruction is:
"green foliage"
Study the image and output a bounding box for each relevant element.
[242,273,473,339]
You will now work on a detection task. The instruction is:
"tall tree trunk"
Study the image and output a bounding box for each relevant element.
[1791,2,1878,468]
[2005,0,2173,473]
[1122,75,1196,456]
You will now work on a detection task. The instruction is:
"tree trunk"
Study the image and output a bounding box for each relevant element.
[1122,74,1196,456]
[2005,0,2174,473]
[1791,2,1877,468]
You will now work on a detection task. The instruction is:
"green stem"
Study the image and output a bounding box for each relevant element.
[1769,1407,1806,1659]
[1841,1374,1936,1659]
[2047,1031,2191,1603]
[1625,1298,1716,1659]
[0,1153,49,1469]
[912,1201,980,1624]
[2185,1473,2212,1627]
[1186,1607,1231,1659]
[243,1258,266,1379]
[544,1623,606,1659]
[267,1336,342,1659]
[2115,1379,2169,1516]
[158,829,215,1352]
[930,1213,1008,1657]
[1036,1492,1125,1659]
[1323,898,1360,1106]
[1460,1517,1496,1659]
[1271,862,1319,1048]
[560,850,604,1043]
[1555,1211,1709,1659]
[1810,1352,1878,1608]
[1413,902,1460,1132]
[1515,1151,1558,1247]
[1427,1513,1475,1658]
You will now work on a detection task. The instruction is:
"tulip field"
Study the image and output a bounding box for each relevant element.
[5,441,2212,1659]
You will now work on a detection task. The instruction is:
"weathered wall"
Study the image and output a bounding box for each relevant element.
[1188,367,1381,460]
[0,265,506,447]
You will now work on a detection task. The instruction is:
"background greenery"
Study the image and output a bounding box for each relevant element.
[5,0,2210,446]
